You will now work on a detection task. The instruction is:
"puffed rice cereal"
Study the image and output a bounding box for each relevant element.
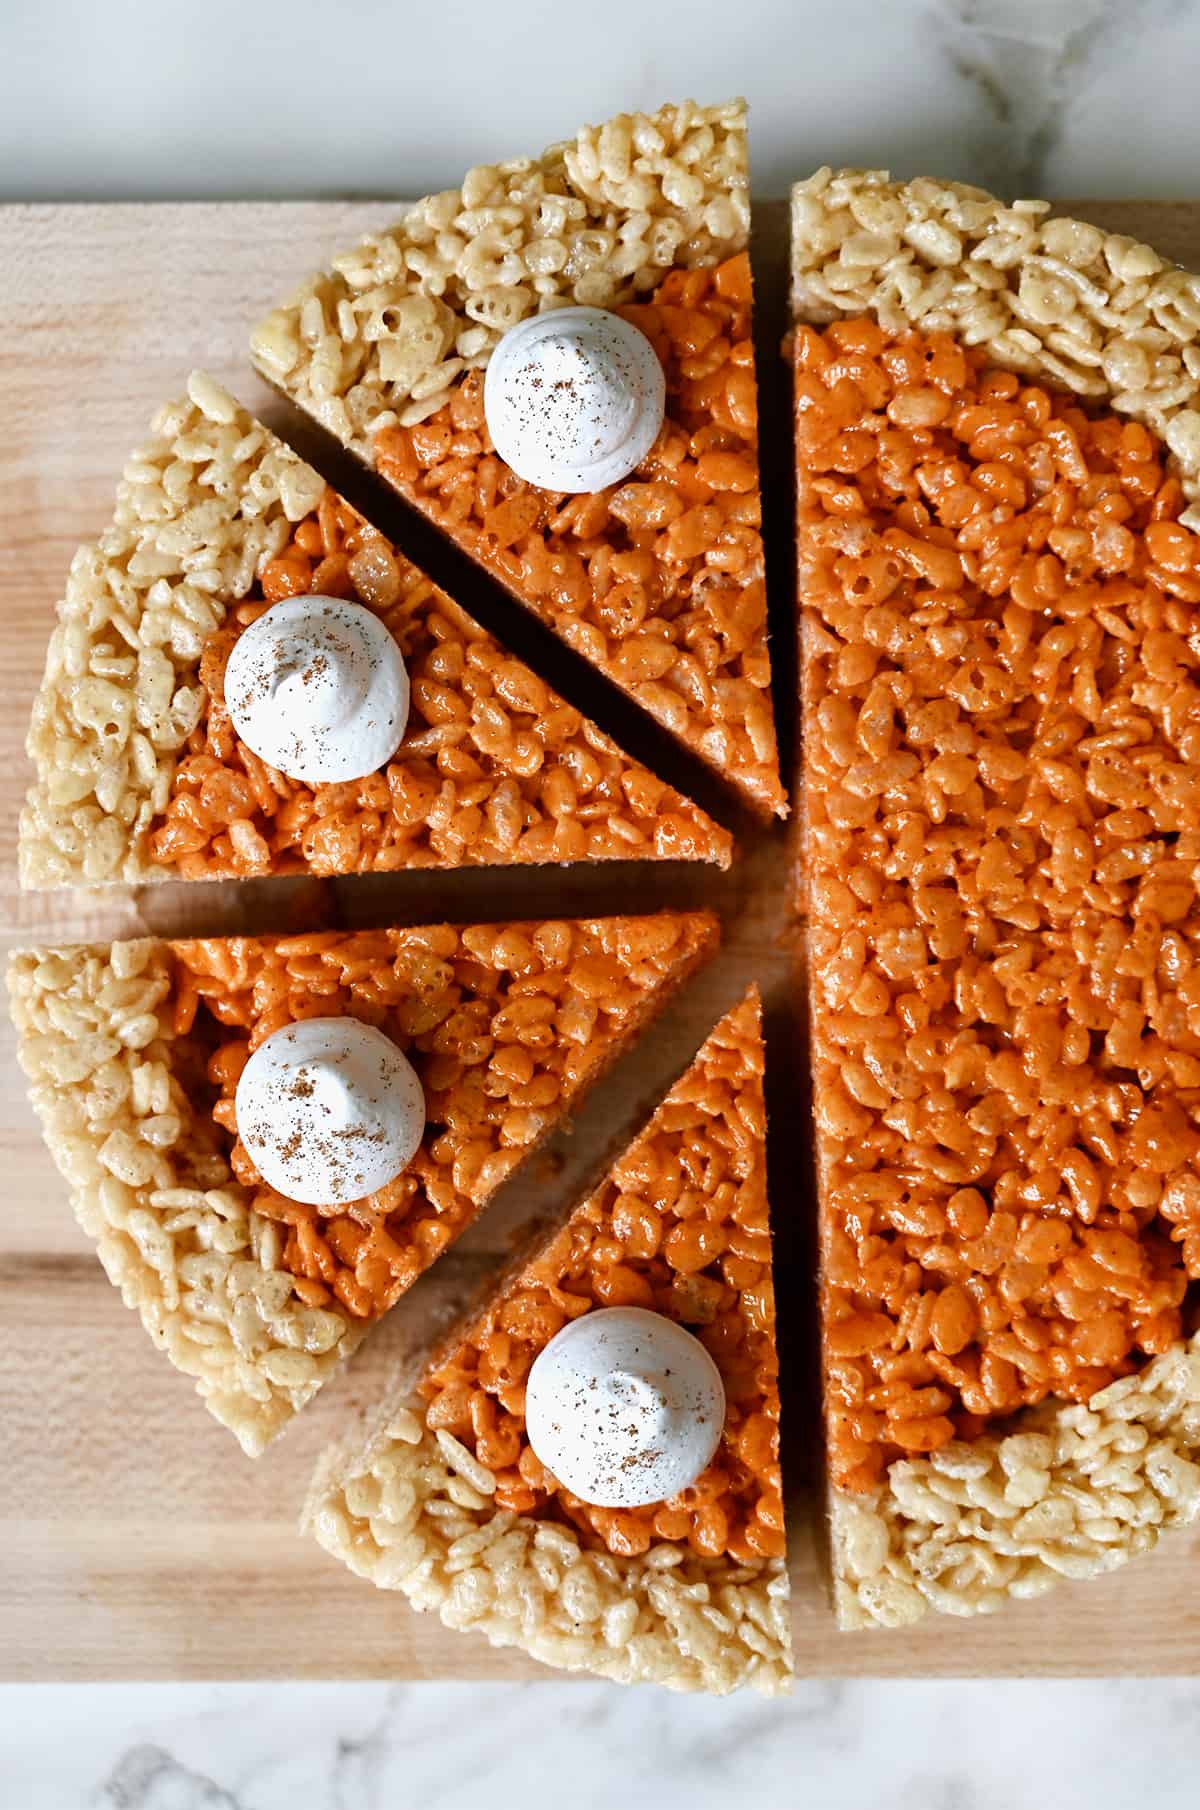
[8,912,717,1452]
[791,167,1200,525]
[19,375,729,889]
[252,101,785,822]
[835,1333,1200,1628]
[792,169,1200,1627]
[305,990,791,1693]
[253,101,751,437]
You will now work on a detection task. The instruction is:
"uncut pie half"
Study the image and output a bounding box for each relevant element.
[251,99,786,821]
[791,171,1200,1629]
[8,910,717,1452]
[19,374,730,889]
[304,987,791,1693]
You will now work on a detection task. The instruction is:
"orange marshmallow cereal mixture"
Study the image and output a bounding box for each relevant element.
[420,991,783,1562]
[797,317,1200,1494]
[147,490,729,878]
[373,255,785,819]
[170,914,717,1321]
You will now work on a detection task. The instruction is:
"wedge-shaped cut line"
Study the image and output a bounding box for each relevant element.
[8,911,717,1453]
[19,375,730,890]
[252,99,786,821]
[791,167,1200,1629]
[305,987,792,1694]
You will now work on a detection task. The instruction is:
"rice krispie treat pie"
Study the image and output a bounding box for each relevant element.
[791,170,1200,1629]
[8,911,718,1452]
[19,375,730,889]
[251,100,786,822]
[305,988,792,1693]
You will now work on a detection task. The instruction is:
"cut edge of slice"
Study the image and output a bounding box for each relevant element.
[19,373,731,891]
[250,99,787,824]
[302,986,793,1695]
[7,910,718,1455]
[791,170,1200,1628]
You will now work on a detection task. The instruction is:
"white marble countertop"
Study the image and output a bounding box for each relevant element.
[6,0,1200,204]
[5,0,1200,1803]
[4,1679,1200,1807]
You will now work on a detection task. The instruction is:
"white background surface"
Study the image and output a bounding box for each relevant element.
[6,0,1200,202]
[7,1679,1200,1809]
[5,0,1200,1805]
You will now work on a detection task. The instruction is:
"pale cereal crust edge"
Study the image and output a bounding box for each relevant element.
[10,911,722,1457]
[7,938,359,1454]
[251,99,751,447]
[252,99,786,829]
[303,1387,791,1697]
[302,983,792,1693]
[20,369,733,890]
[790,167,1200,524]
[789,169,1200,1627]
[830,1333,1200,1630]
[19,373,325,890]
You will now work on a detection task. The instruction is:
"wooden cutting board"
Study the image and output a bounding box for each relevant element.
[2,197,1199,1681]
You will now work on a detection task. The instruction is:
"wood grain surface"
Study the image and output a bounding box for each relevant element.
[2,197,1199,1681]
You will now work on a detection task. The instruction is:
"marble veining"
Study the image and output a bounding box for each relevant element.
[4,0,1200,1802]
[6,0,1200,202]
[3,1680,1200,1808]
[933,0,1200,196]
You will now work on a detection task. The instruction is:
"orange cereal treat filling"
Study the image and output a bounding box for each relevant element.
[373,255,786,820]
[147,489,730,879]
[419,989,784,1564]
[170,913,718,1322]
[796,317,1200,1495]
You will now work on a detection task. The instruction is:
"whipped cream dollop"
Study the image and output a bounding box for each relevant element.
[524,1306,726,1507]
[234,1017,425,1206]
[483,306,666,492]
[223,595,409,783]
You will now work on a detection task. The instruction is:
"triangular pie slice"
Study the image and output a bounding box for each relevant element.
[251,99,786,822]
[790,170,1200,1629]
[19,374,730,889]
[8,910,717,1453]
[304,986,792,1694]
